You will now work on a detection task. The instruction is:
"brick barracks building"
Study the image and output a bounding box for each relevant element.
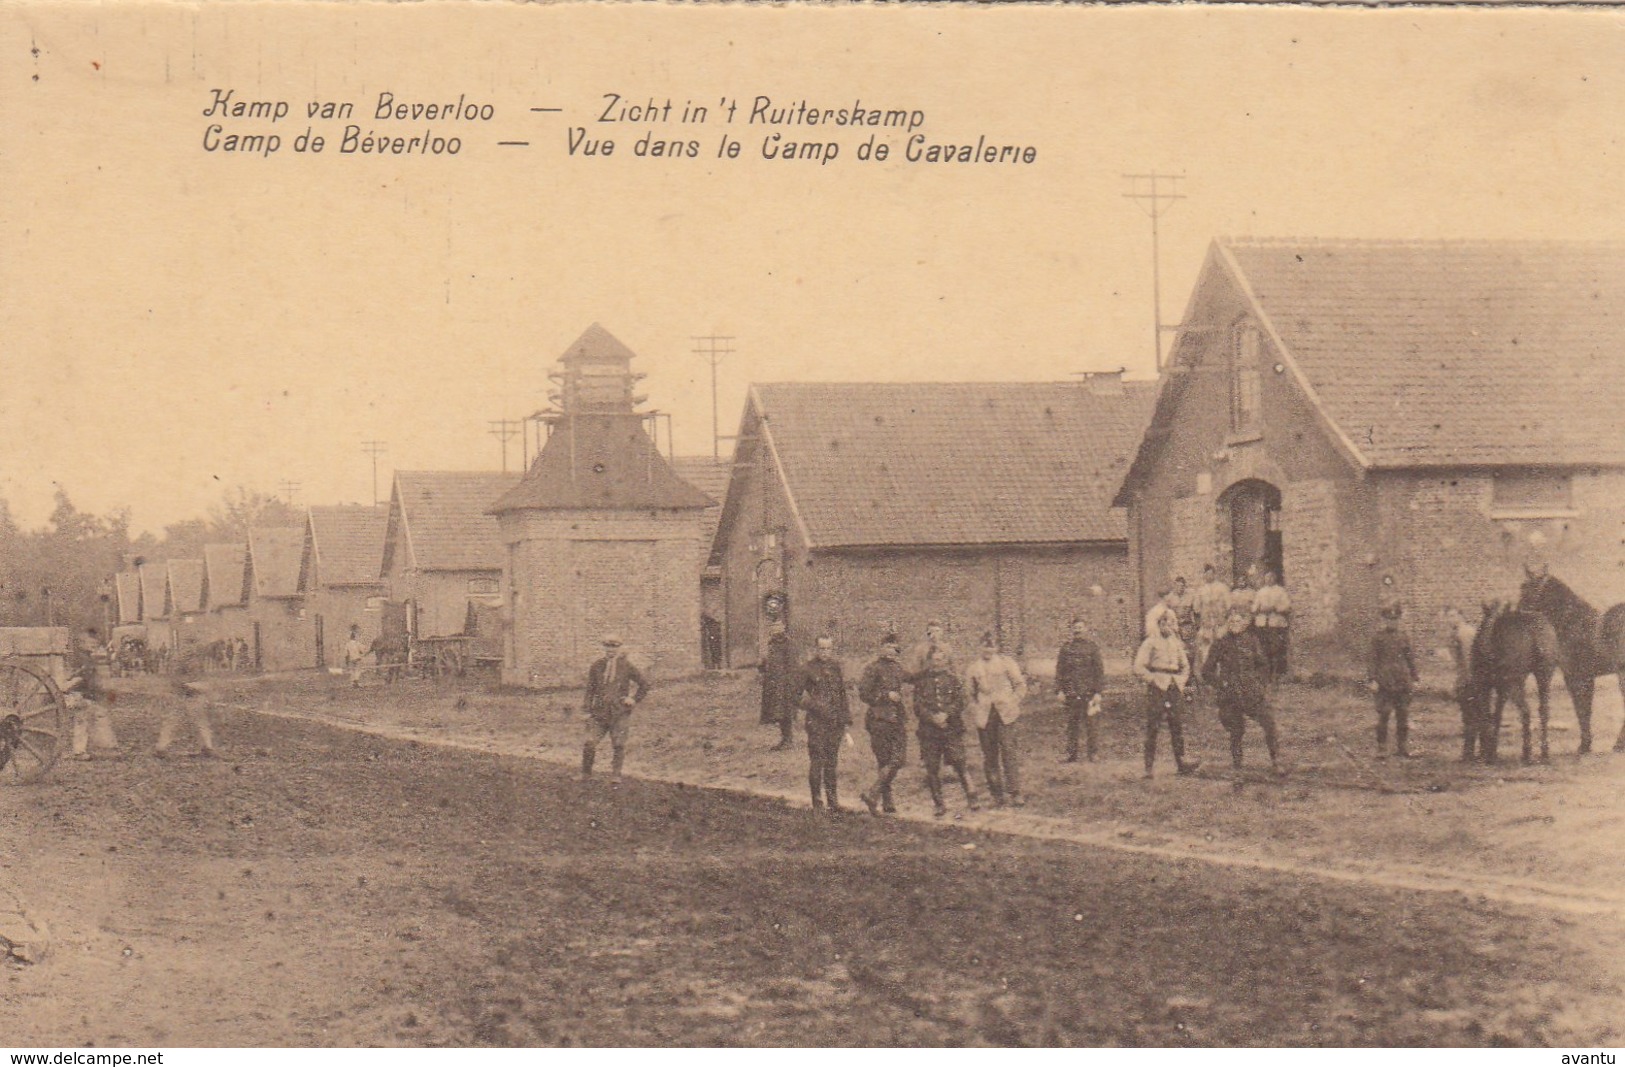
[1114,238,1625,656]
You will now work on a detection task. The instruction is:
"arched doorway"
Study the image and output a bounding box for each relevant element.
[1221,479,1284,588]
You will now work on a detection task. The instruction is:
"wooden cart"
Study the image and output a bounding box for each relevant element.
[0,627,71,784]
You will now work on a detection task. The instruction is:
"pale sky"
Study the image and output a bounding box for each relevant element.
[3,2,1622,533]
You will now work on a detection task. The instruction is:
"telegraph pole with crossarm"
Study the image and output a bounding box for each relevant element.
[1123,172,1186,374]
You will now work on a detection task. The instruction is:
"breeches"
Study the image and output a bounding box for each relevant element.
[584,712,632,751]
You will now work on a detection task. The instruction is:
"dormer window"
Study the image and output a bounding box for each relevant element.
[1230,322,1264,436]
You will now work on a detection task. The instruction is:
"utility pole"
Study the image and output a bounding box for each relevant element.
[692,335,735,462]
[277,480,301,507]
[361,440,388,506]
[1123,172,1185,374]
[488,419,521,473]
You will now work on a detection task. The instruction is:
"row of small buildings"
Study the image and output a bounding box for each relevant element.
[115,237,1625,682]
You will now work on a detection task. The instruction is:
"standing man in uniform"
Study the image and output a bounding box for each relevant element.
[858,633,909,816]
[1133,611,1201,779]
[1253,570,1292,682]
[1193,564,1232,683]
[759,623,798,751]
[913,647,979,817]
[1203,607,1282,774]
[580,634,648,783]
[795,635,851,812]
[1369,604,1419,759]
[1056,618,1105,763]
[966,634,1028,807]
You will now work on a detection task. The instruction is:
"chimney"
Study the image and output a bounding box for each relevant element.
[1082,369,1126,396]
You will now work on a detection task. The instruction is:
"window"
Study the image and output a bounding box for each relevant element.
[467,577,500,599]
[1230,323,1263,436]
[1492,471,1574,513]
[365,596,386,612]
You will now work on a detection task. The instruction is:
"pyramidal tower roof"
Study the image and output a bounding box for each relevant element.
[490,326,714,513]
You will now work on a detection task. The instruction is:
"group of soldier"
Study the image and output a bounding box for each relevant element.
[759,622,1049,816]
[739,564,1300,816]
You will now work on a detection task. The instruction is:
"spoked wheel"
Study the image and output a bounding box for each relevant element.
[0,660,67,784]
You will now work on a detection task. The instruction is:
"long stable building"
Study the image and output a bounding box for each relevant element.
[709,376,1156,668]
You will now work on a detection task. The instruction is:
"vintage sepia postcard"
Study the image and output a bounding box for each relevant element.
[2,0,1623,1052]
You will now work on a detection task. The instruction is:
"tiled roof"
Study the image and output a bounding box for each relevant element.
[114,572,142,624]
[307,505,388,587]
[672,455,730,558]
[1220,238,1625,467]
[751,381,1156,547]
[248,527,305,599]
[490,417,715,513]
[203,543,247,609]
[559,322,640,365]
[392,471,521,572]
[138,564,169,620]
[167,559,205,614]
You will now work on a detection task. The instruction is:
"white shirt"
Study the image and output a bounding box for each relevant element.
[1134,632,1190,691]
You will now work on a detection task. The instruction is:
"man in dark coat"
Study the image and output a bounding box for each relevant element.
[759,624,798,751]
[581,634,649,782]
[1056,619,1106,763]
[1202,608,1281,774]
[858,633,909,816]
[913,646,980,817]
[794,635,851,812]
[1369,603,1419,759]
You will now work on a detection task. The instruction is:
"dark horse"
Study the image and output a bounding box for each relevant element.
[1518,566,1625,754]
[368,632,409,684]
[1471,600,1560,763]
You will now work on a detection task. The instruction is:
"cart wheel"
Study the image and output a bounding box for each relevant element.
[0,660,67,783]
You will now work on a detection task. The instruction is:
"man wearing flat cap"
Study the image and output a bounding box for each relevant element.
[582,634,648,782]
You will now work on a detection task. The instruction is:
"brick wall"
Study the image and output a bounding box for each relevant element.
[501,509,704,686]
[246,597,314,672]
[1168,494,1219,599]
[786,544,1134,665]
[1371,468,1625,651]
[304,586,384,666]
[1281,478,1339,639]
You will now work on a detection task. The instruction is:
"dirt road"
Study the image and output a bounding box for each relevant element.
[3,684,1623,1046]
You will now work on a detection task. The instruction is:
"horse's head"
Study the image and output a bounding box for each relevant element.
[1480,598,1507,626]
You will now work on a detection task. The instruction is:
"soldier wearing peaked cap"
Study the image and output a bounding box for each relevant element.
[794,635,851,812]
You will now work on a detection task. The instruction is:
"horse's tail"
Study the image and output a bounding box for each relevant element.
[1601,603,1625,676]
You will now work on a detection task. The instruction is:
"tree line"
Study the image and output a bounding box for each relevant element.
[0,487,302,632]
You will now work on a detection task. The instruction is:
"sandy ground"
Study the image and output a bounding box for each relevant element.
[249,666,1625,906]
[1,669,1621,1046]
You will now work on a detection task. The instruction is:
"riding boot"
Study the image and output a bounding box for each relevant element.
[1229,732,1244,770]
[581,743,596,777]
[610,743,626,778]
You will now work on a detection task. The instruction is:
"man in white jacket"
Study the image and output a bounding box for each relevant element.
[966,633,1028,807]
